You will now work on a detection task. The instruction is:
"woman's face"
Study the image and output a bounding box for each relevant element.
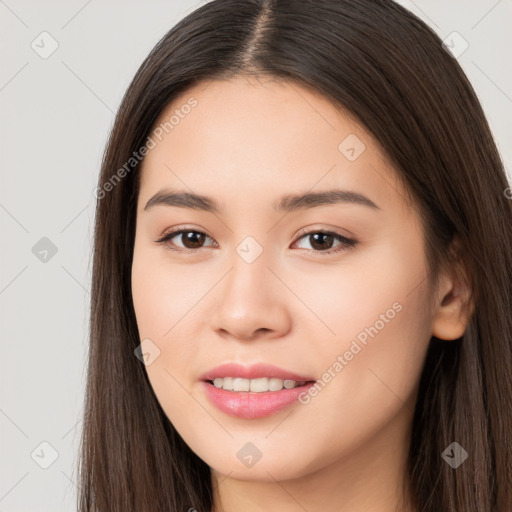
[131,75,442,482]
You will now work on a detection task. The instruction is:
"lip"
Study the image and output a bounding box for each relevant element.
[199,362,315,382]
[199,363,316,419]
[201,381,316,419]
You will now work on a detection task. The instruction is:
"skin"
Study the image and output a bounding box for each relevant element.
[131,75,472,512]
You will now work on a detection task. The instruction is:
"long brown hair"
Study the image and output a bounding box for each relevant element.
[78,1,512,510]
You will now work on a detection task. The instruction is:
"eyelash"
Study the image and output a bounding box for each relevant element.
[155,226,358,256]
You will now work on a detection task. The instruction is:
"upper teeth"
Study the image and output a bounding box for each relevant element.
[212,377,306,392]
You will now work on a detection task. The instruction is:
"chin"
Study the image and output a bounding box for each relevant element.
[205,449,315,482]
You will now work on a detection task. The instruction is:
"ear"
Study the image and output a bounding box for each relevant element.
[431,241,474,341]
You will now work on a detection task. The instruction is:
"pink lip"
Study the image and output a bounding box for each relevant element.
[201,381,316,419]
[199,362,315,382]
[199,363,316,419]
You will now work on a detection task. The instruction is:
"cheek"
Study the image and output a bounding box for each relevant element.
[131,244,208,339]
[295,292,431,471]
[295,234,433,438]
[293,233,429,355]
[131,251,208,433]
[131,245,220,387]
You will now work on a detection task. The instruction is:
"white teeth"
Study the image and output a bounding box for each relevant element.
[250,378,268,392]
[212,377,306,392]
[284,379,298,389]
[269,378,285,391]
[233,377,250,392]
[222,376,234,390]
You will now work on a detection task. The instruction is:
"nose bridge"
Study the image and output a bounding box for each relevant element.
[223,238,273,309]
[210,236,291,339]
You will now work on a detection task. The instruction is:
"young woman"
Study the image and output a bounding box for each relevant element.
[79,1,512,511]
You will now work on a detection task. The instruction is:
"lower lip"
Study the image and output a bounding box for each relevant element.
[201,381,315,419]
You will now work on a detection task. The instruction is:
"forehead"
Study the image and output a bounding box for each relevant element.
[138,76,411,217]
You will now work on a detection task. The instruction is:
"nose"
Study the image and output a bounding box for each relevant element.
[209,251,292,342]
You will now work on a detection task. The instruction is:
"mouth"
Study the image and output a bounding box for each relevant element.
[199,362,316,418]
[201,378,316,419]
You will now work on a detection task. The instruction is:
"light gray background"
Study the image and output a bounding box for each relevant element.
[1,1,511,510]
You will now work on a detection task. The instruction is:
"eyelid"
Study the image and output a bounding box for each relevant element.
[291,227,357,254]
[155,225,357,254]
[157,224,215,242]
[155,225,217,253]
[293,225,354,241]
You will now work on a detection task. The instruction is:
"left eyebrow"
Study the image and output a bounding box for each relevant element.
[143,188,381,213]
[274,189,380,212]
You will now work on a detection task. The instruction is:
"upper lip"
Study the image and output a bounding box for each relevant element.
[199,363,315,382]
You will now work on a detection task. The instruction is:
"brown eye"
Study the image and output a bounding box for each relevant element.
[179,231,207,249]
[156,229,217,252]
[307,232,335,251]
[293,230,357,254]
[156,228,357,255]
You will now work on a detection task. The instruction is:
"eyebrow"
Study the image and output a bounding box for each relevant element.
[144,188,380,213]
